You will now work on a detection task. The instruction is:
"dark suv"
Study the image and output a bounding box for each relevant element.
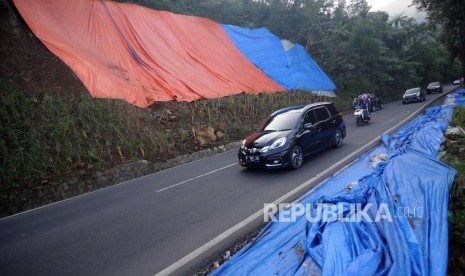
[402,87,426,104]
[238,102,346,170]
[426,82,443,94]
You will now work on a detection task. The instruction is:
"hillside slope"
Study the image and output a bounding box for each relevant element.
[0,0,329,216]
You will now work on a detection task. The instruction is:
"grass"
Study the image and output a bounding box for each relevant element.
[0,81,145,190]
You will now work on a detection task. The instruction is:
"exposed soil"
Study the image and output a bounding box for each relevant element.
[0,0,87,96]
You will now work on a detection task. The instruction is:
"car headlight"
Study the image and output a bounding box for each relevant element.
[272,137,287,149]
[260,137,287,153]
[403,95,406,98]
[416,92,420,96]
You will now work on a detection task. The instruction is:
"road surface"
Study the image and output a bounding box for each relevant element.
[0,86,456,276]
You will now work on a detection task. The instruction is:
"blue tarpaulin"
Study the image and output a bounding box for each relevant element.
[212,90,465,275]
[222,25,336,96]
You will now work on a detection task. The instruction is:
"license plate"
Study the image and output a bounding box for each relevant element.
[246,156,260,162]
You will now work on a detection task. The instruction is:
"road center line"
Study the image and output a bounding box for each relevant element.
[156,163,237,193]
[378,110,410,125]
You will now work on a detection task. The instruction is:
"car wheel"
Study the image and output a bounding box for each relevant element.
[289,146,303,170]
[333,129,343,148]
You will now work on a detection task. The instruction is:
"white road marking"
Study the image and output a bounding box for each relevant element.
[155,163,237,193]
[377,110,411,125]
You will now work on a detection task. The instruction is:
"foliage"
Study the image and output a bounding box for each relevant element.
[412,0,465,76]
[0,81,142,189]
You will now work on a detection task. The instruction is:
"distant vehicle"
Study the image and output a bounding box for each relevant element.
[370,94,384,111]
[426,82,443,94]
[238,102,346,170]
[402,87,426,104]
[352,93,383,112]
[453,79,461,85]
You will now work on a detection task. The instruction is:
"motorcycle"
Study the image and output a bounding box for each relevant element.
[354,105,370,126]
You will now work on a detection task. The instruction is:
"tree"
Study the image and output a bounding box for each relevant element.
[412,0,465,75]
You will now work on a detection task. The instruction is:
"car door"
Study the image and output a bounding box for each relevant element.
[314,106,333,148]
[299,109,321,154]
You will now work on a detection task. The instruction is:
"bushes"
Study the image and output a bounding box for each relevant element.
[0,81,144,190]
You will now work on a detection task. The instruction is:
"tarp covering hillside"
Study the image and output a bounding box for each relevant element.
[212,91,463,275]
[222,25,336,96]
[12,0,284,108]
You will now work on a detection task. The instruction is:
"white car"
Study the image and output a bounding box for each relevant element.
[453,79,461,85]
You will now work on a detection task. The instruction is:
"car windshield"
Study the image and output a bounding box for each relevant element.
[261,112,300,132]
[428,82,439,87]
[405,88,419,94]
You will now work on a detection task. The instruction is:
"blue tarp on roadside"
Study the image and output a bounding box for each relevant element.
[212,92,462,275]
[222,25,336,95]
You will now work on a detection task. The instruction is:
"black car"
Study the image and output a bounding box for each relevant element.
[402,87,426,104]
[426,82,443,94]
[238,102,346,170]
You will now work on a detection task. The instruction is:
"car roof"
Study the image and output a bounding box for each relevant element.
[405,87,420,93]
[270,102,333,117]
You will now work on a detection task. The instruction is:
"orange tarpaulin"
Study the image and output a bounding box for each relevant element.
[12,0,284,107]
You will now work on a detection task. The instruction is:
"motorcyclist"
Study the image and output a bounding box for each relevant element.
[360,94,371,118]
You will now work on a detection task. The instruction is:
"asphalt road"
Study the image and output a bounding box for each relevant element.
[0,86,456,276]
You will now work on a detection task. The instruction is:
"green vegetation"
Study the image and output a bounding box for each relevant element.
[412,0,465,76]
[442,107,465,274]
[0,81,144,190]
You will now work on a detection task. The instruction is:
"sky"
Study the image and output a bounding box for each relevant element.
[366,0,425,21]
[366,0,392,11]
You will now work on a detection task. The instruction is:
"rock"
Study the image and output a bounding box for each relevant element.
[446,126,465,136]
[223,251,231,260]
[437,151,447,160]
[446,139,458,147]
[215,130,225,139]
[195,126,217,146]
